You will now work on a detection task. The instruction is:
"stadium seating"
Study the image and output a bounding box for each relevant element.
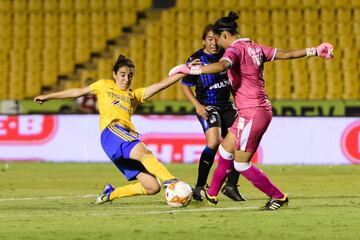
[0,0,359,101]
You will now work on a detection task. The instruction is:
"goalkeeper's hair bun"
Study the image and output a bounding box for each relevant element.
[228,11,239,22]
[213,11,239,35]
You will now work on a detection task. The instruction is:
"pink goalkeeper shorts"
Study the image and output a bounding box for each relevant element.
[230,106,272,152]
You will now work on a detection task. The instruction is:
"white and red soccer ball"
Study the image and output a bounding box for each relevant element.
[165,181,192,208]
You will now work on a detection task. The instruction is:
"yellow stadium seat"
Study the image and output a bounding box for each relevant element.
[9,50,25,99]
[43,0,57,11]
[335,0,349,7]
[121,0,135,10]
[0,50,9,99]
[304,23,319,36]
[304,9,318,22]
[292,71,309,100]
[240,22,254,37]
[336,9,351,22]
[337,23,352,35]
[97,58,113,79]
[206,0,222,10]
[271,9,285,23]
[207,10,223,23]
[0,0,10,11]
[270,0,286,8]
[301,0,317,7]
[254,23,270,36]
[222,0,237,10]
[191,0,205,10]
[175,0,190,10]
[288,23,302,37]
[74,0,88,11]
[254,9,270,23]
[59,12,73,25]
[320,9,335,23]
[272,36,287,49]
[287,9,302,23]
[28,0,42,12]
[308,72,326,100]
[25,49,42,97]
[343,72,359,99]
[105,0,120,9]
[42,49,58,87]
[90,0,103,11]
[75,38,91,64]
[58,48,75,75]
[13,0,26,12]
[122,10,136,27]
[240,9,254,23]
[136,0,152,11]
[59,0,73,12]
[286,0,301,8]
[44,12,58,25]
[254,0,268,8]
[338,36,353,48]
[351,0,360,7]
[321,23,336,36]
[272,23,286,36]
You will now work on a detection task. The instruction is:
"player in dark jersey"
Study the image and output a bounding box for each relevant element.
[180,24,245,202]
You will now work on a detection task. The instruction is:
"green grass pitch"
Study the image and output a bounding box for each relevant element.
[0,162,360,240]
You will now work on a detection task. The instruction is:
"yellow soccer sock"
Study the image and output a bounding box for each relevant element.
[140,154,175,182]
[109,182,148,201]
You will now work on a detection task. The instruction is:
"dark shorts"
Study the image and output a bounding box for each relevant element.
[197,104,237,138]
[100,123,146,181]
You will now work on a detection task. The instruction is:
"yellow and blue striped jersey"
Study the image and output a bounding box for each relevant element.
[89,79,145,132]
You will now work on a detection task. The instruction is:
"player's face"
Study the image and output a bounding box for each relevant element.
[216,32,231,49]
[203,30,219,55]
[113,66,134,90]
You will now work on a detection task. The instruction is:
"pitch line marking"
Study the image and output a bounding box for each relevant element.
[0,194,97,202]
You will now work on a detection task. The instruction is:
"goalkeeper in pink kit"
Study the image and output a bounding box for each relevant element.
[169,12,334,210]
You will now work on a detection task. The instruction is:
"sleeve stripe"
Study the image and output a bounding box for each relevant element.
[271,49,277,61]
[181,81,195,86]
[220,57,233,66]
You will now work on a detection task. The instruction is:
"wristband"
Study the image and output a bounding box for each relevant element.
[306,47,317,57]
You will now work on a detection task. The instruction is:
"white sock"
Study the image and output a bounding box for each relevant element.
[233,162,251,172]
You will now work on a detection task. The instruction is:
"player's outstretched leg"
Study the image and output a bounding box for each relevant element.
[221,168,246,201]
[94,184,115,204]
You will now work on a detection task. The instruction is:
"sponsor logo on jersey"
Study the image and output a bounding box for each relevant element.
[209,80,231,90]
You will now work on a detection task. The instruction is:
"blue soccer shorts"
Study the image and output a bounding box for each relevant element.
[100,123,145,181]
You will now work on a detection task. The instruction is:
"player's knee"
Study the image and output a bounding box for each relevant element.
[145,182,161,195]
[207,138,220,149]
[219,144,234,160]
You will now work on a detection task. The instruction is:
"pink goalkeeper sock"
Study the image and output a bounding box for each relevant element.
[240,165,284,199]
[207,156,233,196]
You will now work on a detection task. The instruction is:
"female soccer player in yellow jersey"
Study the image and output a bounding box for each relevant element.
[34,54,187,204]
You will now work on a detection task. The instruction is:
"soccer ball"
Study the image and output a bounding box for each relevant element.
[165,181,192,208]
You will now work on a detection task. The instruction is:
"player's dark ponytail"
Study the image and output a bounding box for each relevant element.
[213,11,239,35]
[113,54,135,73]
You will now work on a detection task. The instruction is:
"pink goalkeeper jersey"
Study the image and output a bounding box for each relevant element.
[221,38,276,109]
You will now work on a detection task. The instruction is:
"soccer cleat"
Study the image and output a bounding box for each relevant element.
[261,195,289,210]
[94,184,114,205]
[221,185,246,202]
[204,189,218,205]
[163,178,179,189]
[192,186,205,201]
